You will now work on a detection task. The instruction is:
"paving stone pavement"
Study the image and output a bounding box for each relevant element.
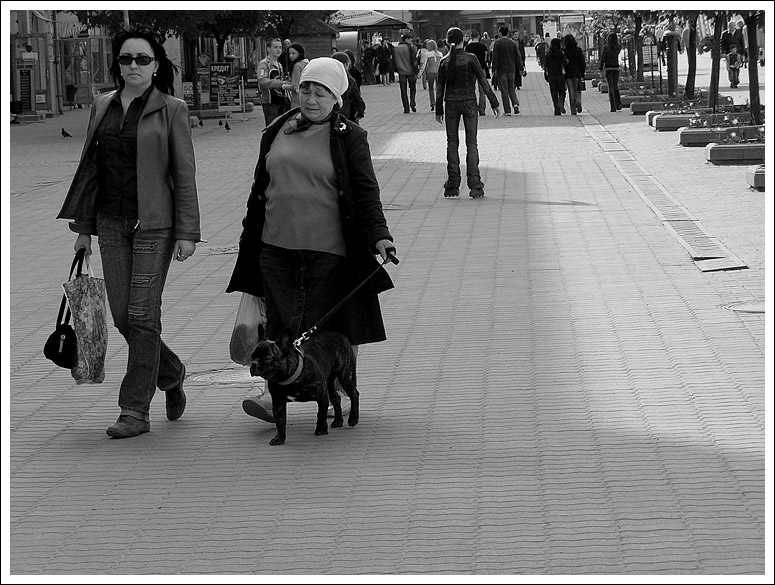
[5,48,771,578]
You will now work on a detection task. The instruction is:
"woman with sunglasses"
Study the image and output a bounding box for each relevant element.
[57,27,201,438]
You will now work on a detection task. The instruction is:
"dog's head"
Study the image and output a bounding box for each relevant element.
[249,325,296,380]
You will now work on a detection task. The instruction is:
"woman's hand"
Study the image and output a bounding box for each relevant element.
[174,240,196,262]
[75,234,92,255]
[435,113,444,124]
[374,239,397,263]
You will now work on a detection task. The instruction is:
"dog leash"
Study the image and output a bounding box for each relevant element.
[292,248,399,352]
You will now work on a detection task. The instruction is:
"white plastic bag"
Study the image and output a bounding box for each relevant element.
[229,293,266,365]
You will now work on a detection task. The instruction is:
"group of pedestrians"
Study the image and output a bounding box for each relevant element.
[258,37,366,127]
[57,26,396,438]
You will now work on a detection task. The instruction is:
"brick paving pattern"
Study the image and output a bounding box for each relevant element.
[7,49,768,576]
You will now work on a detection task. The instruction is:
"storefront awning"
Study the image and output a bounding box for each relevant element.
[330,10,408,31]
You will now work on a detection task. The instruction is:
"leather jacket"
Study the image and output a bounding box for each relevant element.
[226,108,393,298]
[57,87,201,241]
[436,49,499,117]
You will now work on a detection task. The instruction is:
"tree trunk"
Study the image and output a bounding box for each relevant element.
[684,14,698,99]
[635,15,644,81]
[744,12,762,125]
[708,12,725,111]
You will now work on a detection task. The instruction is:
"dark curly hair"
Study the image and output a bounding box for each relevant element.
[109,26,178,95]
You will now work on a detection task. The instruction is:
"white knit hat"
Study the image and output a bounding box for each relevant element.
[299,57,349,106]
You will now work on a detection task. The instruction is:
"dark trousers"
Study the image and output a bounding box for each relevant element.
[444,100,482,189]
[605,69,622,110]
[548,74,566,113]
[496,72,519,112]
[262,103,285,126]
[399,73,417,112]
[96,213,182,421]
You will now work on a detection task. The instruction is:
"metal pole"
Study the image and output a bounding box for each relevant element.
[53,11,64,115]
[123,11,129,27]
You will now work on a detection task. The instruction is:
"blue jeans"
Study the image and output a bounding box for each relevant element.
[496,72,519,112]
[96,213,183,421]
[399,73,417,112]
[444,100,482,189]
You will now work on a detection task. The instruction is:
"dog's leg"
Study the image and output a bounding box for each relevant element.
[269,390,287,445]
[338,354,359,427]
[328,378,344,428]
[315,390,329,436]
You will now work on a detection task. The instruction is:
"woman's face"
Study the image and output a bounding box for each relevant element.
[299,82,336,122]
[288,47,300,62]
[119,38,158,92]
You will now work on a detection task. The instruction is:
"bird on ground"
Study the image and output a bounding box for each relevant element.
[61,128,73,139]
[198,119,204,127]
[224,121,231,132]
[218,120,224,126]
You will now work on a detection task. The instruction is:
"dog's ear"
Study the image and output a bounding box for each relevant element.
[257,323,266,341]
[277,328,294,353]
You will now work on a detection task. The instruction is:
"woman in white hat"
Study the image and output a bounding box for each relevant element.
[227,58,397,425]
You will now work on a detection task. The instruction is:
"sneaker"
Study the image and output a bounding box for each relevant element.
[479,111,486,116]
[165,364,187,421]
[469,186,485,198]
[242,392,275,423]
[577,104,582,113]
[410,105,416,112]
[328,393,352,418]
[513,107,520,115]
[107,415,150,438]
[561,106,566,114]
[504,111,512,116]
[431,104,435,111]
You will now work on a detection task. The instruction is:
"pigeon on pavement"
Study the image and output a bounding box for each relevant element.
[61,128,73,139]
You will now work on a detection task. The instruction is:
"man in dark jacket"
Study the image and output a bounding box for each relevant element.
[490,26,522,115]
[465,30,490,116]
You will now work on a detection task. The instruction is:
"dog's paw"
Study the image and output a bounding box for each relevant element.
[269,435,286,445]
[348,412,359,427]
[331,416,344,428]
[314,424,329,436]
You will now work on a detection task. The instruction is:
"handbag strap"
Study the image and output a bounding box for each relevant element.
[57,249,86,327]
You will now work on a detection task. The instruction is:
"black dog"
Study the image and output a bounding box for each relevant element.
[249,324,358,445]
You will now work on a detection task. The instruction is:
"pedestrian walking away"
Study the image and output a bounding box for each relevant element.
[395,34,419,113]
[375,38,393,86]
[56,26,201,439]
[436,27,500,199]
[563,34,586,114]
[418,39,443,111]
[227,57,396,425]
[544,38,568,115]
[281,43,309,109]
[490,25,522,115]
[600,33,622,112]
[465,31,490,116]
[535,34,549,68]
[257,38,287,125]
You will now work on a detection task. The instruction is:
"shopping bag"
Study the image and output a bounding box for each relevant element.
[62,254,108,384]
[44,249,85,369]
[229,293,267,365]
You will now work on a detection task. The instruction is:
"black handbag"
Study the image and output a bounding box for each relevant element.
[44,249,85,368]
[578,79,587,91]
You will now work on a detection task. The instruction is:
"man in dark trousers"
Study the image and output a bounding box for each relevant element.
[465,31,490,116]
[491,26,522,115]
[394,34,419,113]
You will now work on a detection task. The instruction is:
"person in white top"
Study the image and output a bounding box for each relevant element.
[418,39,444,111]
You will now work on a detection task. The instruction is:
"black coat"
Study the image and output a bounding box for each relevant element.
[226,108,393,298]
[563,45,586,79]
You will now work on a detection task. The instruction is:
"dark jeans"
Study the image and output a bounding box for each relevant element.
[547,74,566,113]
[262,102,285,126]
[96,213,182,421]
[565,77,581,113]
[444,100,482,189]
[475,79,488,114]
[426,73,437,108]
[605,69,622,110]
[259,244,386,346]
[496,72,519,112]
[399,73,417,111]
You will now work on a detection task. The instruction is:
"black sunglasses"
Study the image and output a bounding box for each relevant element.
[118,54,155,66]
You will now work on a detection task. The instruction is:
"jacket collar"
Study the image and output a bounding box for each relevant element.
[90,86,166,139]
[262,108,352,141]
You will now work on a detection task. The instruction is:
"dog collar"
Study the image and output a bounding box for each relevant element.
[276,352,304,386]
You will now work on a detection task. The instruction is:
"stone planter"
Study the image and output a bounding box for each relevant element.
[653,114,705,131]
[746,165,765,190]
[705,143,765,165]
[678,125,762,147]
